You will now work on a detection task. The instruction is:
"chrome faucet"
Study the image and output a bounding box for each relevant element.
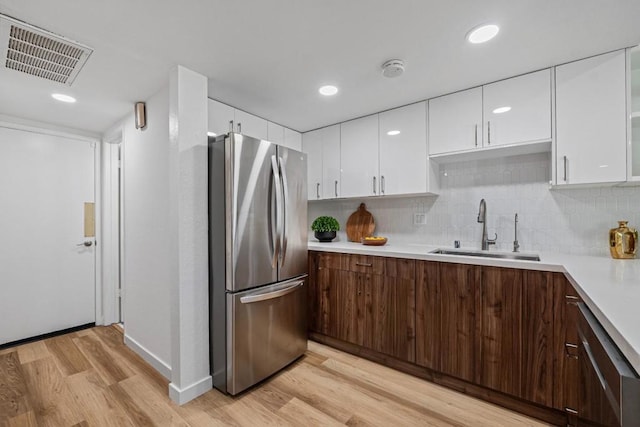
[513,213,520,253]
[477,199,497,250]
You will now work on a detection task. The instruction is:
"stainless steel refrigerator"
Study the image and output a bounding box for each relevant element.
[209,132,308,395]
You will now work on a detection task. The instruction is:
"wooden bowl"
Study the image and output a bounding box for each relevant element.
[362,237,387,246]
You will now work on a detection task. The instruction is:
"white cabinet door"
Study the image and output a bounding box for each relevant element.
[235,110,269,140]
[321,125,341,199]
[283,128,302,151]
[483,69,552,147]
[379,102,428,195]
[340,114,379,198]
[208,99,234,137]
[428,87,483,155]
[267,121,284,145]
[302,129,323,200]
[556,50,627,185]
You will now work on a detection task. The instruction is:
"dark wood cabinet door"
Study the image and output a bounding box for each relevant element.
[439,262,480,383]
[478,266,523,397]
[521,270,555,407]
[363,258,416,362]
[416,261,440,370]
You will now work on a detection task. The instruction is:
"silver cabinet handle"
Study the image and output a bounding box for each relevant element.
[474,124,478,147]
[355,262,372,267]
[487,121,491,145]
[316,182,320,199]
[334,180,338,197]
[229,120,234,132]
[77,241,93,247]
[381,176,385,195]
[237,122,242,133]
[240,281,303,304]
[581,337,608,391]
[373,176,376,195]
[563,155,568,182]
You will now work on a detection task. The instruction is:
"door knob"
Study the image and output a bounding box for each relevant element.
[77,241,93,247]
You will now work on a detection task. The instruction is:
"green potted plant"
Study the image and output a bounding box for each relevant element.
[311,216,340,242]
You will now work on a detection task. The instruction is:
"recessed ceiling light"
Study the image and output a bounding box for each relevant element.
[51,93,76,103]
[467,24,500,44]
[387,130,401,136]
[492,106,511,114]
[207,131,217,137]
[319,85,338,96]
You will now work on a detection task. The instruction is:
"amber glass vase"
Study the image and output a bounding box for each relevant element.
[609,221,638,259]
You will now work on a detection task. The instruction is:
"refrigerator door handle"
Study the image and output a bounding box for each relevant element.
[278,156,288,268]
[270,155,283,268]
[239,280,304,304]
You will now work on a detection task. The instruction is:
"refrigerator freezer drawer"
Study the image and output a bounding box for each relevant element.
[226,277,308,395]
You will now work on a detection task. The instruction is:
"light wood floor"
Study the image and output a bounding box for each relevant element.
[0,326,550,426]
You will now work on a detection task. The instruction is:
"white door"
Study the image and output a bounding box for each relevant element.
[428,87,483,155]
[267,121,285,145]
[340,115,379,198]
[379,102,428,196]
[283,128,302,151]
[0,127,95,344]
[483,69,552,147]
[555,50,627,185]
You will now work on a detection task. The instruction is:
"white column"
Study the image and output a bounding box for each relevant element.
[168,65,211,404]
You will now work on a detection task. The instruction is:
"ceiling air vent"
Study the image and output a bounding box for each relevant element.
[0,14,92,85]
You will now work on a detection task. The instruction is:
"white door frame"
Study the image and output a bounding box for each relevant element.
[101,128,122,325]
[0,118,103,325]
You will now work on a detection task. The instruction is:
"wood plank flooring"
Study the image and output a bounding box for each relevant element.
[0,326,551,426]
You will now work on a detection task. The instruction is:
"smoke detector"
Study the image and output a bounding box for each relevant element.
[381,59,405,78]
[0,14,92,85]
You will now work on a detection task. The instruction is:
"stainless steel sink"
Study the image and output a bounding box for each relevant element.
[429,248,540,262]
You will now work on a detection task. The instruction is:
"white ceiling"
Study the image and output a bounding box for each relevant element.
[1,1,640,135]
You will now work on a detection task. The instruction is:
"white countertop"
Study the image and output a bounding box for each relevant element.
[308,240,640,375]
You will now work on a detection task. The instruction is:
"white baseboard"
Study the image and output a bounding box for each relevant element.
[124,333,172,379]
[169,375,213,405]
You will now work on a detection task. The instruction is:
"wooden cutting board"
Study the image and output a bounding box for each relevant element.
[346,203,375,242]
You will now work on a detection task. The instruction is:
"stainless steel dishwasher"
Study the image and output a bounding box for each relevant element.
[577,303,640,426]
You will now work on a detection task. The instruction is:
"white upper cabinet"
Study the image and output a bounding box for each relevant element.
[379,102,429,195]
[555,50,627,185]
[302,124,340,200]
[483,69,551,147]
[267,121,284,145]
[340,114,379,198]
[302,129,323,200]
[234,109,268,141]
[283,128,302,151]
[208,99,234,137]
[429,71,552,157]
[322,125,341,199]
[429,87,483,155]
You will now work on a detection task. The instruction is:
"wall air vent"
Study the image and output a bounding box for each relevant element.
[0,14,92,85]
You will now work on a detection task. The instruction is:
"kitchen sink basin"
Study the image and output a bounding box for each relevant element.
[429,249,540,262]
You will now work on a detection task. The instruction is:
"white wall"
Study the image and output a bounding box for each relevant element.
[309,152,640,256]
[114,65,210,405]
[121,86,174,378]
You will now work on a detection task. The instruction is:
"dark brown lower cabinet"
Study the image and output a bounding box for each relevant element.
[309,251,581,425]
[308,251,415,362]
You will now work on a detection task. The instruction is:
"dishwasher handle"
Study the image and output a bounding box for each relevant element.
[240,280,304,304]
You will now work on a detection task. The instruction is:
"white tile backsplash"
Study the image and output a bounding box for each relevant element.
[309,152,640,256]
